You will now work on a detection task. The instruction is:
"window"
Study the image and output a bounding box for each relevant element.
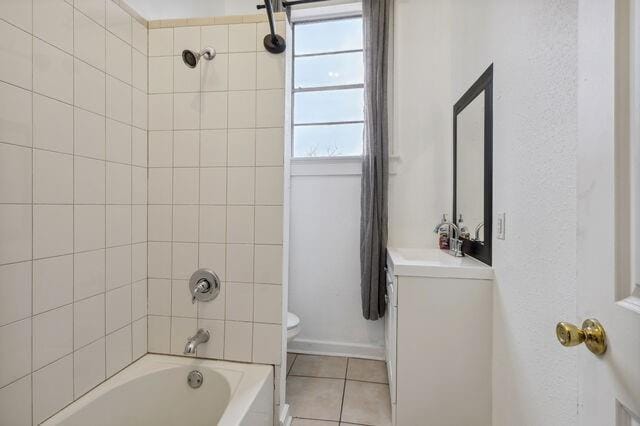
[292,16,364,158]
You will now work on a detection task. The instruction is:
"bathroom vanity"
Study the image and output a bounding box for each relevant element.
[385,248,493,426]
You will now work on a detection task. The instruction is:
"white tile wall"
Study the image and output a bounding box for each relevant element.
[2,22,28,64]
[33,94,74,153]
[0,262,32,327]
[0,20,33,90]
[174,56,200,93]
[74,10,105,70]
[0,9,286,425]
[0,0,32,32]
[201,53,228,92]
[0,1,148,424]
[32,354,73,424]
[33,0,74,54]
[147,21,283,369]
[0,376,32,425]
[0,143,32,203]
[73,338,105,398]
[75,0,105,27]
[173,26,200,55]
[34,38,74,103]
[105,324,131,377]
[32,255,73,314]
[74,59,105,114]
[0,81,32,147]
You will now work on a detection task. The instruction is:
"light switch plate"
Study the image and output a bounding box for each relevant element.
[497,212,506,240]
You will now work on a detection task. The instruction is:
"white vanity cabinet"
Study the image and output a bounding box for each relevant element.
[385,248,493,426]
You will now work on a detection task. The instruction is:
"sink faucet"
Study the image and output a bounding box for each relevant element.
[433,218,464,257]
[184,329,210,355]
[474,222,485,241]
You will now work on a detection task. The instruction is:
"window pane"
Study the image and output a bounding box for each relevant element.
[294,18,363,55]
[293,123,363,157]
[294,89,364,124]
[294,52,363,89]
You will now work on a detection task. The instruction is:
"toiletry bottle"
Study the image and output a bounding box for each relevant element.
[438,214,450,250]
[458,214,470,239]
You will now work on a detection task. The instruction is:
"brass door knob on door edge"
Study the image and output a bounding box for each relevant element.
[556,319,607,355]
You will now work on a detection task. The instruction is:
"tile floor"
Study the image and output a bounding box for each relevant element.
[286,353,392,426]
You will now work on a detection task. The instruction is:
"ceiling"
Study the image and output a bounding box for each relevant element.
[124,0,258,21]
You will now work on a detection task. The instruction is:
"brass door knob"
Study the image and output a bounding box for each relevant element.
[555,319,607,355]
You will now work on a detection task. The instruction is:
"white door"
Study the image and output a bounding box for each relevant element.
[576,0,640,424]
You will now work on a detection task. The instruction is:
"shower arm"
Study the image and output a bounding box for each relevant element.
[256,0,286,54]
[256,0,331,53]
[264,0,278,44]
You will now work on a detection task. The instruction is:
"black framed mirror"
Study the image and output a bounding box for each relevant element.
[453,64,493,265]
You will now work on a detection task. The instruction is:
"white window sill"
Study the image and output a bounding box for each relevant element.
[290,155,400,176]
[290,156,363,176]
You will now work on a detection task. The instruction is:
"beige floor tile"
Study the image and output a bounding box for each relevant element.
[286,376,345,421]
[341,380,392,426]
[287,352,297,375]
[290,354,348,379]
[291,419,339,426]
[347,358,388,384]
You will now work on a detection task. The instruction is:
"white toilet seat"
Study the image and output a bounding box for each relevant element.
[287,312,301,342]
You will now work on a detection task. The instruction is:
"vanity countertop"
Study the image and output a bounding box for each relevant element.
[387,247,494,280]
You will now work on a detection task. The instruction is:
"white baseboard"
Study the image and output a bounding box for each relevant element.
[279,403,291,426]
[288,338,385,360]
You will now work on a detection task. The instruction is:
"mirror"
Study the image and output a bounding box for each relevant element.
[453,65,493,265]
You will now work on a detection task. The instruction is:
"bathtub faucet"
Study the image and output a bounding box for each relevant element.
[184,329,210,355]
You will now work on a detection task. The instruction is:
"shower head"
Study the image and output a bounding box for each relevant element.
[181,47,216,68]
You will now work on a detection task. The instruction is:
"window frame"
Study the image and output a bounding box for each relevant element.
[290,10,364,159]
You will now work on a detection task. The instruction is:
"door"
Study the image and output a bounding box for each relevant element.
[575,0,640,424]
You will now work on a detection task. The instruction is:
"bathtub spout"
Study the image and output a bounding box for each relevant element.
[184,329,210,354]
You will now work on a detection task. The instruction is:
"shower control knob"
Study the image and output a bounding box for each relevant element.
[189,269,220,304]
[192,279,211,303]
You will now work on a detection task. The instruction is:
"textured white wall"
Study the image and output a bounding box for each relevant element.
[288,172,385,358]
[391,0,579,424]
[389,0,453,248]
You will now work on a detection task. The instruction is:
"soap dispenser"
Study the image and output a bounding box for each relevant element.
[458,214,470,239]
[438,214,450,250]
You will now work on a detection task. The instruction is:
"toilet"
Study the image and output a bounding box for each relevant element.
[287,312,301,343]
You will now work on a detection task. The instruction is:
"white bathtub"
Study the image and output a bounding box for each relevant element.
[42,354,273,426]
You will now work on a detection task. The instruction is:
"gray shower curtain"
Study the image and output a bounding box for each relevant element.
[360,0,392,320]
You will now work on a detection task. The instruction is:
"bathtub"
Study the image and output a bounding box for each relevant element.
[42,354,273,426]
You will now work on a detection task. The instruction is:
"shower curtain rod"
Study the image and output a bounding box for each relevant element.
[257,0,330,11]
[256,0,330,53]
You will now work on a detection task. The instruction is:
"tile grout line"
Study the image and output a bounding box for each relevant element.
[103,0,108,388]
[339,358,348,423]
[144,20,149,359]
[71,0,76,401]
[130,13,134,364]
[168,26,175,355]
[222,24,230,362]
[30,2,35,422]
[287,374,389,385]
[195,25,203,343]
[252,39,258,364]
